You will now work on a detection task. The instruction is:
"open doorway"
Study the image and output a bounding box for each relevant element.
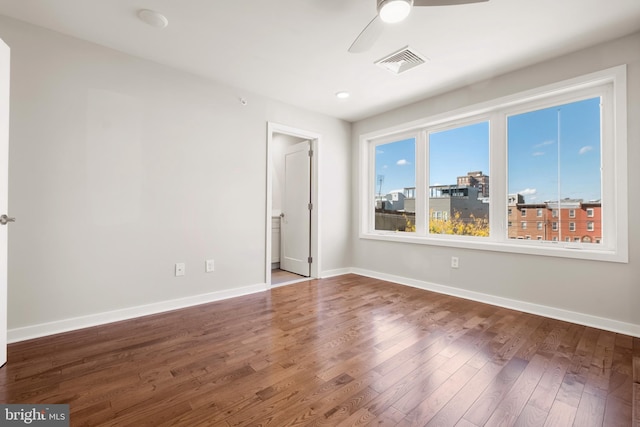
[266,123,320,287]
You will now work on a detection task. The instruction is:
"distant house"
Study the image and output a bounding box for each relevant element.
[508,196,602,243]
[375,190,406,211]
[429,185,488,222]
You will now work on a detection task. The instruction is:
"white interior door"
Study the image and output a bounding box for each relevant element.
[0,38,10,367]
[280,140,311,277]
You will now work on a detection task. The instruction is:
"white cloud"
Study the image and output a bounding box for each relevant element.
[376,149,384,154]
[534,140,555,148]
[532,151,545,157]
[396,159,410,166]
[579,146,593,155]
[519,188,537,196]
[382,165,388,169]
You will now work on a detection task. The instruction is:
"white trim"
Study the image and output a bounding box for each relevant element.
[9,271,640,342]
[8,283,267,343]
[266,123,321,286]
[349,269,640,338]
[320,268,353,278]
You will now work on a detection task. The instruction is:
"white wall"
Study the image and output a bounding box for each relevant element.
[0,16,351,338]
[351,32,640,335]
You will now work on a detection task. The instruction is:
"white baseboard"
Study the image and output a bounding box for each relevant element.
[319,268,353,278]
[350,268,640,338]
[9,268,640,343]
[8,283,268,343]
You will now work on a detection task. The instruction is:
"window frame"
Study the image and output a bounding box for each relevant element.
[368,131,421,234]
[358,65,628,263]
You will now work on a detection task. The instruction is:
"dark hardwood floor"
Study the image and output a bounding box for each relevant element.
[0,274,637,426]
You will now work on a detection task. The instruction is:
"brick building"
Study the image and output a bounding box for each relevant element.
[508,196,602,243]
[457,171,490,198]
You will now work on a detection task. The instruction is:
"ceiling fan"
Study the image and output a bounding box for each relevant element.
[349,0,489,53]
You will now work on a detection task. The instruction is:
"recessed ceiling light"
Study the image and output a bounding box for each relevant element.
[137,9,169,29]
[335,91,350,99]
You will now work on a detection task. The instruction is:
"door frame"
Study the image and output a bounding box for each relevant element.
[266,122,320,286]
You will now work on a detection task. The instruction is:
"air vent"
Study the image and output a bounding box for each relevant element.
[375,46,428,75]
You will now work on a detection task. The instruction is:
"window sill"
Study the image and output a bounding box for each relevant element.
[359,231,627,263]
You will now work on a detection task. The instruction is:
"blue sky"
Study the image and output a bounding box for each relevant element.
[374,97,601,202]
[375,138,416,195]
[507,97,601,202]
[430,122,489,186]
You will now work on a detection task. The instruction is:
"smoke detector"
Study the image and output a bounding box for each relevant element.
[375,46,428,75]
[137,9,168,29]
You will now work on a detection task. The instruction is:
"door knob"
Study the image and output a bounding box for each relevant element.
[0,214,15,225]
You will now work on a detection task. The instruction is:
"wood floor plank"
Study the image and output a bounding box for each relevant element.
[483,352,549,426]
[462,356,529,425]
[573,391,606,427]
[0,274,635,426]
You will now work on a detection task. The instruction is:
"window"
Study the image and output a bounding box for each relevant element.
[508,96,602,245]
[373,137,416,232]
[428,122,489,237]
[360,66,627,262]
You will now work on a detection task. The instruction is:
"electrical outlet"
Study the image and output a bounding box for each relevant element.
[451,256,459,269]
[175,262,185,277]
[205,259,214,273]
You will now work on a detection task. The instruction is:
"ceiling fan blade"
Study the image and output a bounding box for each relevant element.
[414,0,489,6]
[348,15,384,53]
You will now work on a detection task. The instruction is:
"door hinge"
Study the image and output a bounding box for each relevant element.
[308,149,313,157]
[308,203,313,210]
[307,256,313,264]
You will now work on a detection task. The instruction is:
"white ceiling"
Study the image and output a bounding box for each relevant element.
[0,0,639,122]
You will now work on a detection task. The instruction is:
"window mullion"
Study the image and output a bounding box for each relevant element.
[415,131,427,235]
[490,111,506,243]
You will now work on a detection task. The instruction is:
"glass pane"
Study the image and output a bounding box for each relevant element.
[507,97,601,244]
[374,138,416,232]
[428,122,490,237]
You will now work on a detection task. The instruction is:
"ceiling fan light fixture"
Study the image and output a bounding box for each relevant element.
[378,0,412,23]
